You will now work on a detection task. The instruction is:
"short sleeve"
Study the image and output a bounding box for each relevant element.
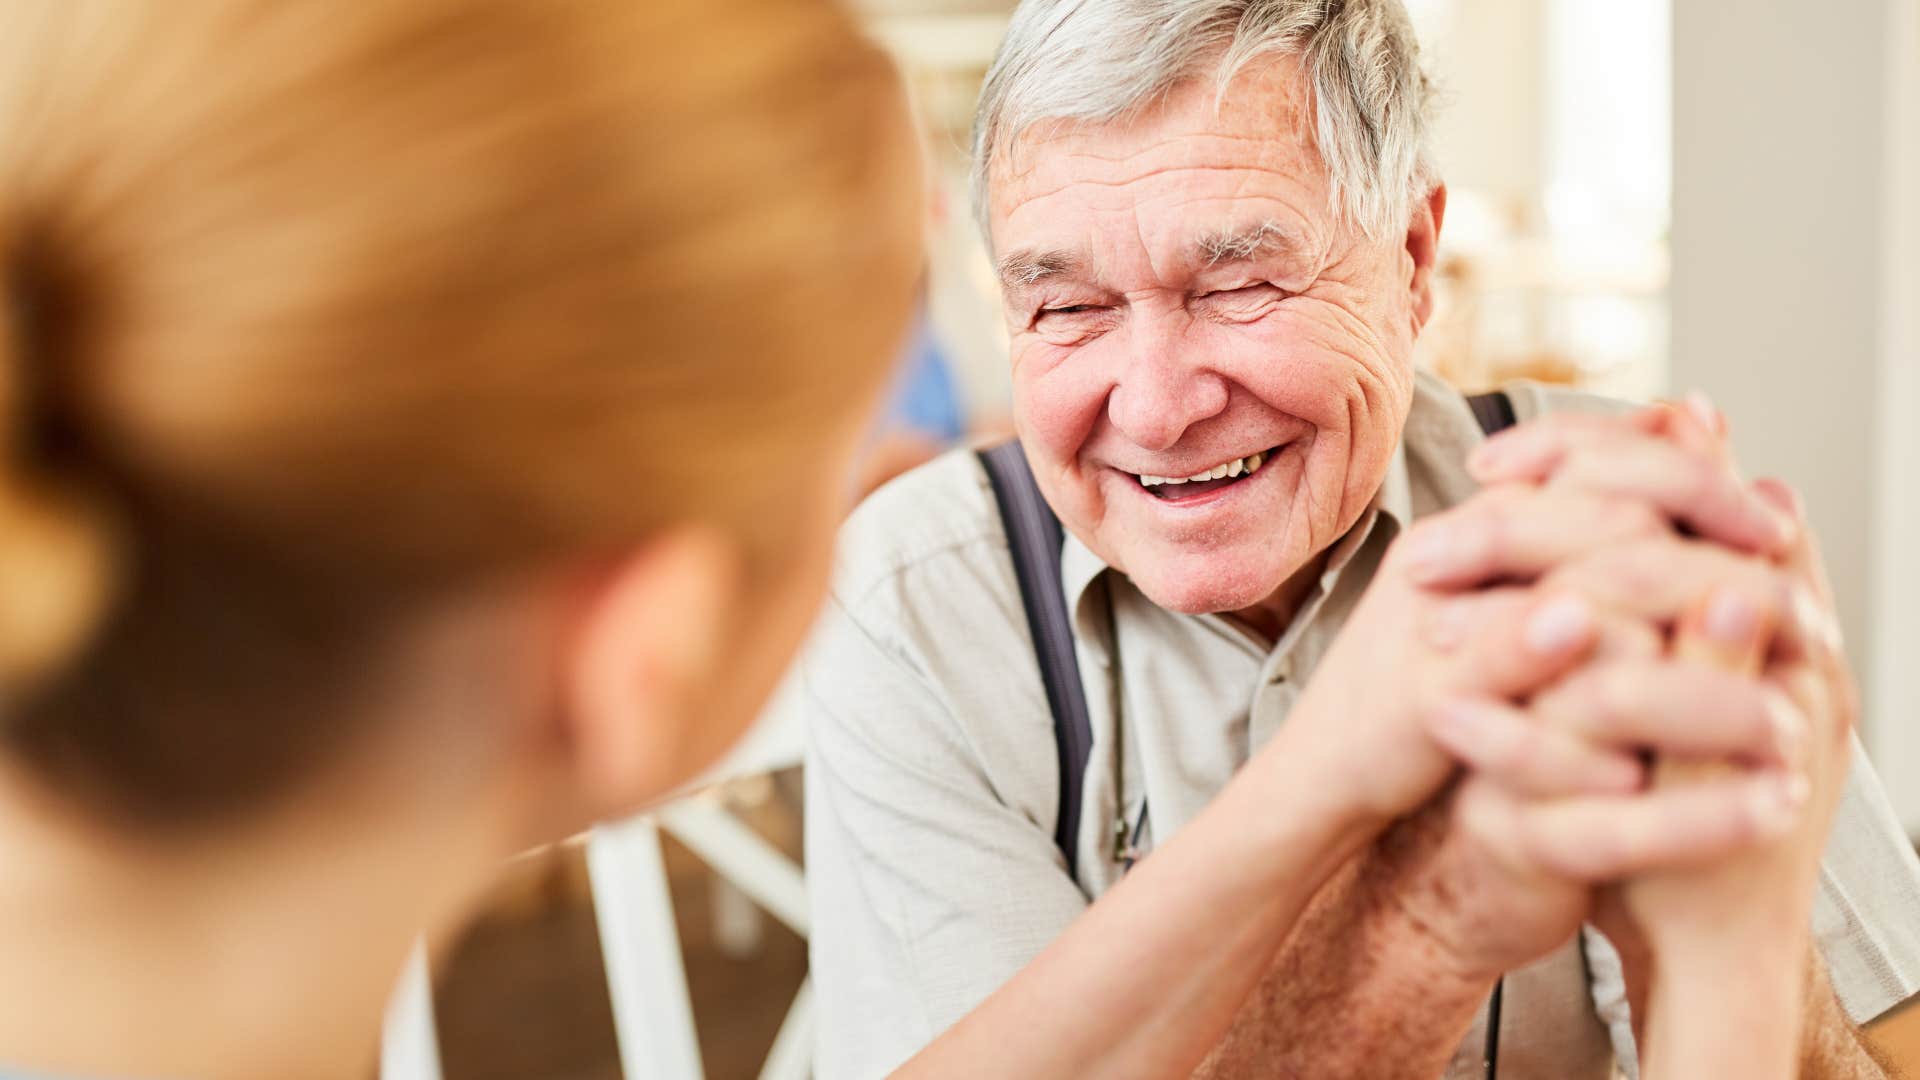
[803,590,1090,1079]
[1810,737,1920,1023]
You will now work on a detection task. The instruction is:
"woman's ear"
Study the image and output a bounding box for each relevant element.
[1407,182,1448,331]
[560,526,741,820]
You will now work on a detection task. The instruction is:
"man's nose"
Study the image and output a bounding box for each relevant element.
[1106,326,1228,452]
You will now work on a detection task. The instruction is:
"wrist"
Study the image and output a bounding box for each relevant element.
[1645,942,1807,1079]
[1229,851,1496,1079]
[1270,675,1429,834]
[1348,798,1556,989]
[1244,724,1394,883]
[1660,899,1809,977]
[1652,933,1805,996]
[1640,894,1812,967]
[1367,897,1501,1009]
[1346,826,1504,1000]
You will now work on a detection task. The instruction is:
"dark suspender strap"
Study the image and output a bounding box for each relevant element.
[1483,974,1505,1079]
[977,442,1095,880]
[1466,389,1518,437]
[1465,389,1514,1080]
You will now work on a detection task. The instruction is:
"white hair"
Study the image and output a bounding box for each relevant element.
[971,0,1437,244]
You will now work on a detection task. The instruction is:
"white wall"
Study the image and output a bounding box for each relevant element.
[1671,0,1920,827]
[1872,0,1920,827]
[1417,0,1549,204]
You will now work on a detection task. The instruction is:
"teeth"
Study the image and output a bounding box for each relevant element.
[1136,451,1270,488]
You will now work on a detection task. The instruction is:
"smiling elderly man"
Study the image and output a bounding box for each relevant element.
[803,2,1920,1077]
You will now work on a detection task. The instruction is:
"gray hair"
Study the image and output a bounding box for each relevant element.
[971,0,1437,244]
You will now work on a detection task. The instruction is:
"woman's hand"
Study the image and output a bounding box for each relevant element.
[1390,526,1810,983]
[1381,396,1814,984]
[1288,395,1773,825]
[1437,397,1859,1077]
[1614,478,1856,1079]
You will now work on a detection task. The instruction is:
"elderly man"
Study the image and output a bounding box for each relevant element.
[804,1,1920,1076]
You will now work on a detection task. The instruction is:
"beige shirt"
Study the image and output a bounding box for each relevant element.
[803,371,1920,1079]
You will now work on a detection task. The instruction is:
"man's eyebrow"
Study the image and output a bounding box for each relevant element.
[1189,220,1310,268]
[997,249,1081,290]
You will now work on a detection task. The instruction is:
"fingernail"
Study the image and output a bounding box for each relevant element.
[1704,589,1758,646]
[1405,523,1457,584]
[1755,477,1805,522]
[1407,521,1491,586]
[1768,505,1800,547]
[1784,773,1811,806]
[1683,390,1721,435]
[1764,692,1807,760]
[1525,594,1594,656]
[1753,773,1810,836]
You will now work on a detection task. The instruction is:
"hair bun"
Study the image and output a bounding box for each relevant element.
[1,263,120,700]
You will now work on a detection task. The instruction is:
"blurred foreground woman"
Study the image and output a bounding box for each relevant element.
[0,2,921,1076]
[0,4,1860,1079]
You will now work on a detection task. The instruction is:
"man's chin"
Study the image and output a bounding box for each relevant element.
[1122,554,1296,618]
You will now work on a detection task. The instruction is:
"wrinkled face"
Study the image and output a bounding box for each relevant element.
[988,56,1436,617]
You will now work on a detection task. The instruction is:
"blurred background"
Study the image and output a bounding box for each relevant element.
[408,1,1920,1077]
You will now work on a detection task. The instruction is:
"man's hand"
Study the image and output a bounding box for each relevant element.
[1619,479,1866,1078]
[1220,406,1807,1080]
[1380,534,1811,982]
[1346,403,1809,986]
[1443,407,1890,1078]
[1198,399,1847,1080]
[1276,502,1616,832]
[1616,479,1851,939]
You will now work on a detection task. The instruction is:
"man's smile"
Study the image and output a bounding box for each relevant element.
[1121,444,1286,504]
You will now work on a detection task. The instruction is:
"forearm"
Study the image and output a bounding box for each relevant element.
[1800,955,1899,1079]
[1639,939,1892,1080]
[1641,937,1806,1080]
[1193,832,1494,1078]
[894,742,1381,1080]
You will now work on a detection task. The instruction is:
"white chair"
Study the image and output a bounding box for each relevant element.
[380,674,813,1080]
[381,945,442,1080]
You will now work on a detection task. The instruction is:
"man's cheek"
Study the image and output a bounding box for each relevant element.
[1018,366,1108,464]
[1239,332,1405,431]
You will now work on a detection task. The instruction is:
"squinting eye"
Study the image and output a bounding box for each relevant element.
[1200,283,1291,312]
[1206,283,1285,301]
[1031,302,1110,343]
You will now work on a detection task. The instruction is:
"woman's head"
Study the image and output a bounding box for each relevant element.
[0,0,921,830]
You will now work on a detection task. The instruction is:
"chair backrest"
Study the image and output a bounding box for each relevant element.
[380,689,815,1080]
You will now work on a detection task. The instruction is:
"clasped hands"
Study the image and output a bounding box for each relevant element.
[1294,396,1854,1059]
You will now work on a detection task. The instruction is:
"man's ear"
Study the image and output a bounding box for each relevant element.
[561,526,740,819]
[1407,182,1448,331]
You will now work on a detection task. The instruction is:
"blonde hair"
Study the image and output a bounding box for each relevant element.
[0,0,921,817]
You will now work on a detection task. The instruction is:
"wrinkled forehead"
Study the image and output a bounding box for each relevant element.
[986,55,1335,259]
